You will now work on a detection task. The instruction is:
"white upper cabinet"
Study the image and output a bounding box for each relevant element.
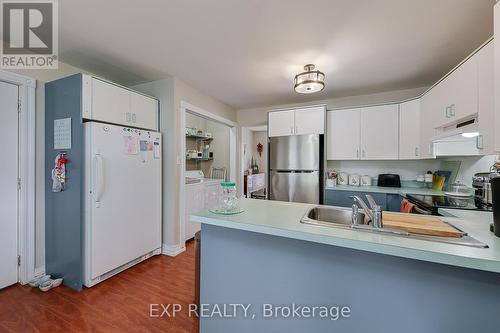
[421,53,478,130]
[294,106,325,135]
[327,108,361,160]
[268,106,325,137]
[82,75,159,131]
[268,110,295,137]
[399,99,421,160]
[360,105,399,160]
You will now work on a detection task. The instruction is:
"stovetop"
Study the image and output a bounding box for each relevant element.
[405,194,492,212]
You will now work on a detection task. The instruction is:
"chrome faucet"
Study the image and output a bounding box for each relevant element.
[351,194,383,228]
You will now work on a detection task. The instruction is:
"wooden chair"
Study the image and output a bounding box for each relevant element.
[210,166,227,181]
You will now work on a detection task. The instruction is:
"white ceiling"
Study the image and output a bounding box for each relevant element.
[58,0,494,109]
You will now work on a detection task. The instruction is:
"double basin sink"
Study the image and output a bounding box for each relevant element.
[300,206,488,248]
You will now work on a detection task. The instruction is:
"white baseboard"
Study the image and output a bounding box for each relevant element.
[162,243,186,256]
[34,265,45,278]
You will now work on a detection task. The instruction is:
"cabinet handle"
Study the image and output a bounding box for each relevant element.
[362,149,366,158]
[295,125,298,134]
[356,149,359,159]
[445,106,450,118]
[450,104,455,117]
[290,126,294,134]
[415,147,419,157]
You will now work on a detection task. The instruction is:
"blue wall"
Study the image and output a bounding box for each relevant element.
[201,224,500,332]
[45,74,84,291]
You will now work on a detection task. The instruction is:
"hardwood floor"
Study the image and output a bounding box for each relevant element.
[0,241,198,333]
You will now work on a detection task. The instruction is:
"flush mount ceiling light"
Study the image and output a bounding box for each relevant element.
[294,64,325,94]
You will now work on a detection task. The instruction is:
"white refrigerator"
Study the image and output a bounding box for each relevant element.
[83,122,162,287]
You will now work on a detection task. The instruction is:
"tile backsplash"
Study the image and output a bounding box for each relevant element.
[327,155,498,187]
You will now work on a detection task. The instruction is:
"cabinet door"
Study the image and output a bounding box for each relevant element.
[420,92,437,159]
[399,99,421,160]
[477,41,494,155]
[130,92,159,130]
[360,105,399,160]
[91,78,130,124]
[294,106,325,135]
[185,184,204,242]
[444,56,478,121]
[324,190,387,209]
[326,109,361,160]
[268,111,295,137]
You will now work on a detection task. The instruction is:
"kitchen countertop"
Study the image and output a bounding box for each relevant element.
[191,198,500,274]
[325,185,446,196]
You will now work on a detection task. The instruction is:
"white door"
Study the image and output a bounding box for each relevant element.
[85,122,162,282]
[326,109,361,160]
[184,183,204,242]
[0,81,19,289]
[360,105,399,160]
[129,91,159,130]
[90,78,130,126]
[294,107,325,135]
[477,41,495,155]
[399,99,421,159]
[268,111,295,137]
[444,56,478,121]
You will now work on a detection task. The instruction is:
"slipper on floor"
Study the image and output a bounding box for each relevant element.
[28,275,51,288]
[39,278,63,292]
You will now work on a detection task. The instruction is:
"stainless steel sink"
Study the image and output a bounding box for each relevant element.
[300,206,488,248]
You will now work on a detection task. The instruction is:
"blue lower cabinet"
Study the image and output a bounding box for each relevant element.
[386,194,403,212]
[325,190,387,209]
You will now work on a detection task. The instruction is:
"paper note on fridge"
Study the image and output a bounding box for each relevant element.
[124,136,139,155]
[153,142,160,159]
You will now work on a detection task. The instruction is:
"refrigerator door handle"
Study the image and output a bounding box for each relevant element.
[94,153,105,207]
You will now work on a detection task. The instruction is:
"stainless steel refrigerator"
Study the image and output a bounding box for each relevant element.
[269,134,323,204]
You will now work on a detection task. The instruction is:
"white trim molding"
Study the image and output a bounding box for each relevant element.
[0,70,36,284]
[162,243,186,257]
[34,265,45,278]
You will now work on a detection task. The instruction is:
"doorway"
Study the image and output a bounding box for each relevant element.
[0,81,19,289]
[240,125,268,199]
[179,101,237,250]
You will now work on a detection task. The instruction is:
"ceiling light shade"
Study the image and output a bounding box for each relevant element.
[294,64,325,94]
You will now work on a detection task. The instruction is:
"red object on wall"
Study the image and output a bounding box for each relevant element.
[257,143,263,157]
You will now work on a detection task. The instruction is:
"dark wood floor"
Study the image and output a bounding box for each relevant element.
[0,241,198,333]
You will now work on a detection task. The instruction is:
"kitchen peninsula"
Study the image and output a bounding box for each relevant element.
[192,198,500,333]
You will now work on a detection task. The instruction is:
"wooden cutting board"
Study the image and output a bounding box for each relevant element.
[377,212,463,238]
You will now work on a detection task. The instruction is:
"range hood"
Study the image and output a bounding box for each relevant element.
[431,117,483,157]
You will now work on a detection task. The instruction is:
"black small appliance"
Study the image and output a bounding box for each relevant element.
[377,174,401,188]
[490,177,500,237]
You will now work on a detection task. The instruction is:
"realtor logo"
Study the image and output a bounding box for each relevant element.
[1,0,58,69]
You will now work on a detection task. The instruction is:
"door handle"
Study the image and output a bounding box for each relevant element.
[94,153,105,207]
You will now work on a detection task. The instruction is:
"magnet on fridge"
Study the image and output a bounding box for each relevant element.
[139,140,148,152]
